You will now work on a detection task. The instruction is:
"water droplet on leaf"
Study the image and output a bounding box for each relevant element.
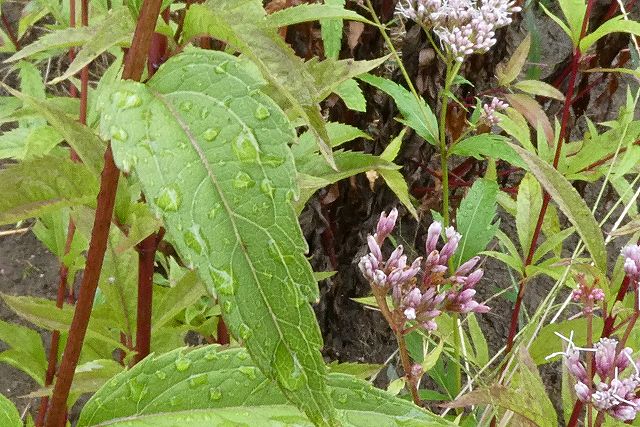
[254,105,270,120]
[203,128,219,141]
[223,300,233,313]
[238,323,252,341]
[233,172,255,189]
[232,133,260,162]
[238,366,257,380]
[209,267,235,295]
[209,388,222,401]
[260,178,274,197]
[155,370,167,380]
[110,126,128,142]
[175,357,191,372]
[112,91,142,110]
[155,185,182,212]
[183,224,209,255]
[189,373,208,388]
[180,101,193,111]
[208,203,221,219]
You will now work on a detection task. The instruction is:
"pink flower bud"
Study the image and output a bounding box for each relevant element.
[376,208,398,242]
[613,405,637,422]
[574,382,591,402]
[456,256,480,275]
[595,338,618,379]
[425,221,442,252]
[404,307,417,320]
[373,270,387,288]
[387,245,404,267]
[463,269,484,288]
[367,235,382,262]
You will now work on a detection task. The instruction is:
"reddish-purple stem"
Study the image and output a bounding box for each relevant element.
[1,13,19,50]
[504,0,596,354]
[45,0,163,424]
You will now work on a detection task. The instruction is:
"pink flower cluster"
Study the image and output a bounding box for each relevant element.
[359,209,489,332]
[623,244,640,283]
[481,97,508,126]
[571,273,604,314]
[396,0,521,62]
[564,337,640,422]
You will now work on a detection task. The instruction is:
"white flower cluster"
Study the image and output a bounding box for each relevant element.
[481,97,508,125]
[396,0,521,62]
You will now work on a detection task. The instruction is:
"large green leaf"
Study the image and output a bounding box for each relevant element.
[453,179,499,267]
[358,73,438,146]
[98,48,337,426]
[0,393,20,427]
[78,346,453,427]
[0,155,98,225]
[516,173,542,257]
[182,0,336,168]
[510,144,607,273]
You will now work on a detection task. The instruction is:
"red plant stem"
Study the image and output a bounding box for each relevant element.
[35,220,77,427]
[45,149,120,427]
[504,0,596,355]
[133,229,164,364]
[36,0,84,422]
[45,0,163,424]
[1,13,20,50]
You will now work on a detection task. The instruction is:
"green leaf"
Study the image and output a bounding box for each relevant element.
[320,0,345,59]
[378,169,418,219]
[1,84,106,176]
[580,16,640,51]
[446,350,556,427]
[98,48,337,426]
[6,26,94,62]
[381,129,406,162]
[326,361,382,380]
[532,226,575,265]
[0,294,123,349]
[0,155,98,225]
[453,179,499,267]
[496,34,530,86]
[0,319,47,385]
[78,346,453,427]
[513,80,565,101]
[358,73,438,146]
[529,317,603,364]
[293,121,370,159]
[334,79,366,112]
[516,173,542,257]
[265,3,373,28]
[182,1,336,168]
[49,8,135,84]
[307,56,389,102]
[558,0,586,44]
[467,314,488,367]
[449,134,526,168]
[0,393,20,427]
[152,270,206,330]
[509,144,607,273]
[504,93,554,145]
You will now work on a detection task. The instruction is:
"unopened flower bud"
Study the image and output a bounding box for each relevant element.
[456,256,480,275]
[575,382,591,402]
[425,221,442,252]
[376,208,398,242]
[367,235,383,262]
